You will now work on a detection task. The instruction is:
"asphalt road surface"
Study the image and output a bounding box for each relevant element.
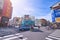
[0,27,55,40]
[46,29,60,40]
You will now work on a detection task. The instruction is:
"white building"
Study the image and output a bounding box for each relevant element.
[8,20,13,26]
[8,17,23,26]
[30,16,35,21]
[35,19,41,26]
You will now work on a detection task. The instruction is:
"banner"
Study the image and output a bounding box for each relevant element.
[54,9,60,17]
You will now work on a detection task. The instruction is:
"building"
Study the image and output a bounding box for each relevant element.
[35,19,41,26]
[40,19,47,26]
[30,16,35,21]
[0,0,12,26]
[51,2,60,23]
[8,20,13,26]
[11,17,22,26]
[2,0,12,19]
[23,15,30,20]
[22,15,35,20]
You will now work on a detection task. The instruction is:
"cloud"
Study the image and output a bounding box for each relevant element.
[36,14,52,22]
[10,0,35,18]
[36,10,53,22]
[10,0,53,22]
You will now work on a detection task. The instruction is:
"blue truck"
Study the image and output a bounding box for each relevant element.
[19,19,35,31]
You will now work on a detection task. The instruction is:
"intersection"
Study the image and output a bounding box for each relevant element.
[0,27,55,40]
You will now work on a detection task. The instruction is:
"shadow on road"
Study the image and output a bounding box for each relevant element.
[18,29,30,33]
[31,29,43,32]
[18,29,44,33]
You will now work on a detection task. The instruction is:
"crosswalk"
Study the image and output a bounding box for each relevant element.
[0,33,27,40]
[45,30,60,40]
[45,35,60,40]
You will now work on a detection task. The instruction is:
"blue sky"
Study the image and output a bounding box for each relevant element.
[10,0,60,21]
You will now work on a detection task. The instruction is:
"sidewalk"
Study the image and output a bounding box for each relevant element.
[0,27,18,37]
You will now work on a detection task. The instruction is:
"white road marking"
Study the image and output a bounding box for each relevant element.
[0,33,28,40]
[19,38,28,40]
[46,35,60,40]
[4,35,23,40]
[45,37,53,40]
[0,33,21,39]
[0,37,2,39]
[23,38,28,40]
[48,36,59,39]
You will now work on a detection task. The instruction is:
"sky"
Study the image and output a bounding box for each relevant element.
[10,0,60,21]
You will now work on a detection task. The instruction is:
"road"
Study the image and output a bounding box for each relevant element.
[0,27,55,40]
[46,29,60,40]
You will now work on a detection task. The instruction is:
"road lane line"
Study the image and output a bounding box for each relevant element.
[48,36,59,39]
[0,33,21,39]
[19,38,28,40]
[4,35,23,40]
[3,33,21,38]
[45,37,53,40]
[23,38,28,40]
[15,33,21,35]
[0,37,2,39]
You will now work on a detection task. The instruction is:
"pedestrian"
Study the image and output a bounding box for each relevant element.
[46,26,50,30]
[38,26,40,30]
[52,23,57,29]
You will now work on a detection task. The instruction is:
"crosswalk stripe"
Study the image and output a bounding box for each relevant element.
[4,35,23,40]
[45,37,53,40]
[0,33,28,40]
[0,33,21,39]
[48,36,59,39]
[45,35,60,40]
[21,38,28,40]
